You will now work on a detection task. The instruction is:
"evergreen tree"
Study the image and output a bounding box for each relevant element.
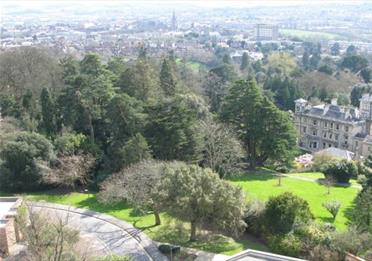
[40,88,57,137]
[222,54,232,64]
[331,42,340,56]
[221,80,297,168]
[302,51,310,69]
[361,68,371,83]
[157,165,247,241]
[346,45,357,56]
[146,96,203,162]
[240,52,249,71]
[160,58,177,96]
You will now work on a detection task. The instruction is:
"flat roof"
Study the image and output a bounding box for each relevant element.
[0,197,18,220]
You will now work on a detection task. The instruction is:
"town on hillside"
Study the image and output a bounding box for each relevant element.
[0,1,371,261]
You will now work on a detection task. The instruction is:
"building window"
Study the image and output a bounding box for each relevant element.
[313,120,317,126]
[323,143,326,148]
[313,130,317,136]
[330,123,334,128]
[329,144,332,147]
[324,122,328,128]
[335,134,339,141]
[323,132,327,138]
[329,133,333,139]
[345,126,349,132]
[336,124,339,130]
[303,127,307,133]
[313,142,318,149]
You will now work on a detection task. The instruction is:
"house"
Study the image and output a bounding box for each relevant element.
[294,97,372,159]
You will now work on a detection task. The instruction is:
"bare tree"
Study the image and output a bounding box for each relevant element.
[43,154,95,190]
[99,160,183,226]
[16,203,81,261]
[200,118,245,177]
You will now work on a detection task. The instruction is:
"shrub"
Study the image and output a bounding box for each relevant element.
[312,154,335,172]
[323,159,358,183]
[331,226,372,256]
[0,132,54,192]
[268,234,302,257]
[244,199,266,236]
[264,192,313,234]
[309,244,344,261]
[54,132,87,156]
[295,222,333,249]
[322,200,341,220]
[351,188,372,233]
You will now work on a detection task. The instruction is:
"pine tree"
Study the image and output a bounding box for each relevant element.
[240,52,249,71]
[40,88,57,137]
[160,58,177,96]
[221,80,297,168]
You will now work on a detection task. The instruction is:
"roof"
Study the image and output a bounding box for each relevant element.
[227,249,305,261]
[314,147,355,161]
[0,197,18,221]
[295,98,307,103]
[303,104,361,123]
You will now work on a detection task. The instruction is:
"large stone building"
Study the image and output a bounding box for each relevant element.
[255,24,279,41]
[294,97,372,159]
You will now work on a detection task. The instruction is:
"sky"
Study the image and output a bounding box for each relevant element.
[0,0,365,8]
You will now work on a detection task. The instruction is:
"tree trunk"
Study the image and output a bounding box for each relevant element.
[154,210,161,226]
[190,221,197,241]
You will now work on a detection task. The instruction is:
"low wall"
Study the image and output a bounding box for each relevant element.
[0,198,21,257]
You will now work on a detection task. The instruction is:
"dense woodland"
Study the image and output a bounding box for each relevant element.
[0,43,372,260]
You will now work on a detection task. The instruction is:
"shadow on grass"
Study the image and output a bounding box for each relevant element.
[319,216,335,223]
[133,219,158,231]
[227,169,277,182]
[316,178,352,188]
[74,196,130,213]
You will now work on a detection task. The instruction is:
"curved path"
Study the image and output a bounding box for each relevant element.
[30,202,168,261]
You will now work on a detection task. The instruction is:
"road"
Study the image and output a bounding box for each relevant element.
[30,202,168,261]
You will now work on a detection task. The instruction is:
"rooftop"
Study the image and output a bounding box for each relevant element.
[0,198,19,224]
[314,147,354,161]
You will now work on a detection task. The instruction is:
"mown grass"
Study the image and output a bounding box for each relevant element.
[289,172,360,186]
[280,29,344,40]
[27,170,359,254]
[227,170,359,230]
[28,192,268,255]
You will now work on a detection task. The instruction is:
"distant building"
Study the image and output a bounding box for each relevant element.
[294,98,372,159]
[171,10,177,31]
[360,93,372,120]
[255,24,279,41]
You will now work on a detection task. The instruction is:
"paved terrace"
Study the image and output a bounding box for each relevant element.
[30,202,167,261]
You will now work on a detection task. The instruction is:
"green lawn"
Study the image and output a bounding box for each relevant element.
[280,29,344,40]
[28,192,268,255]
[27,170,359,254]
[288,172,359,186]
[228,170,359,230]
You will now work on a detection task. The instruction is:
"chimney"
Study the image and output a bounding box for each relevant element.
[331,98,338,106]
